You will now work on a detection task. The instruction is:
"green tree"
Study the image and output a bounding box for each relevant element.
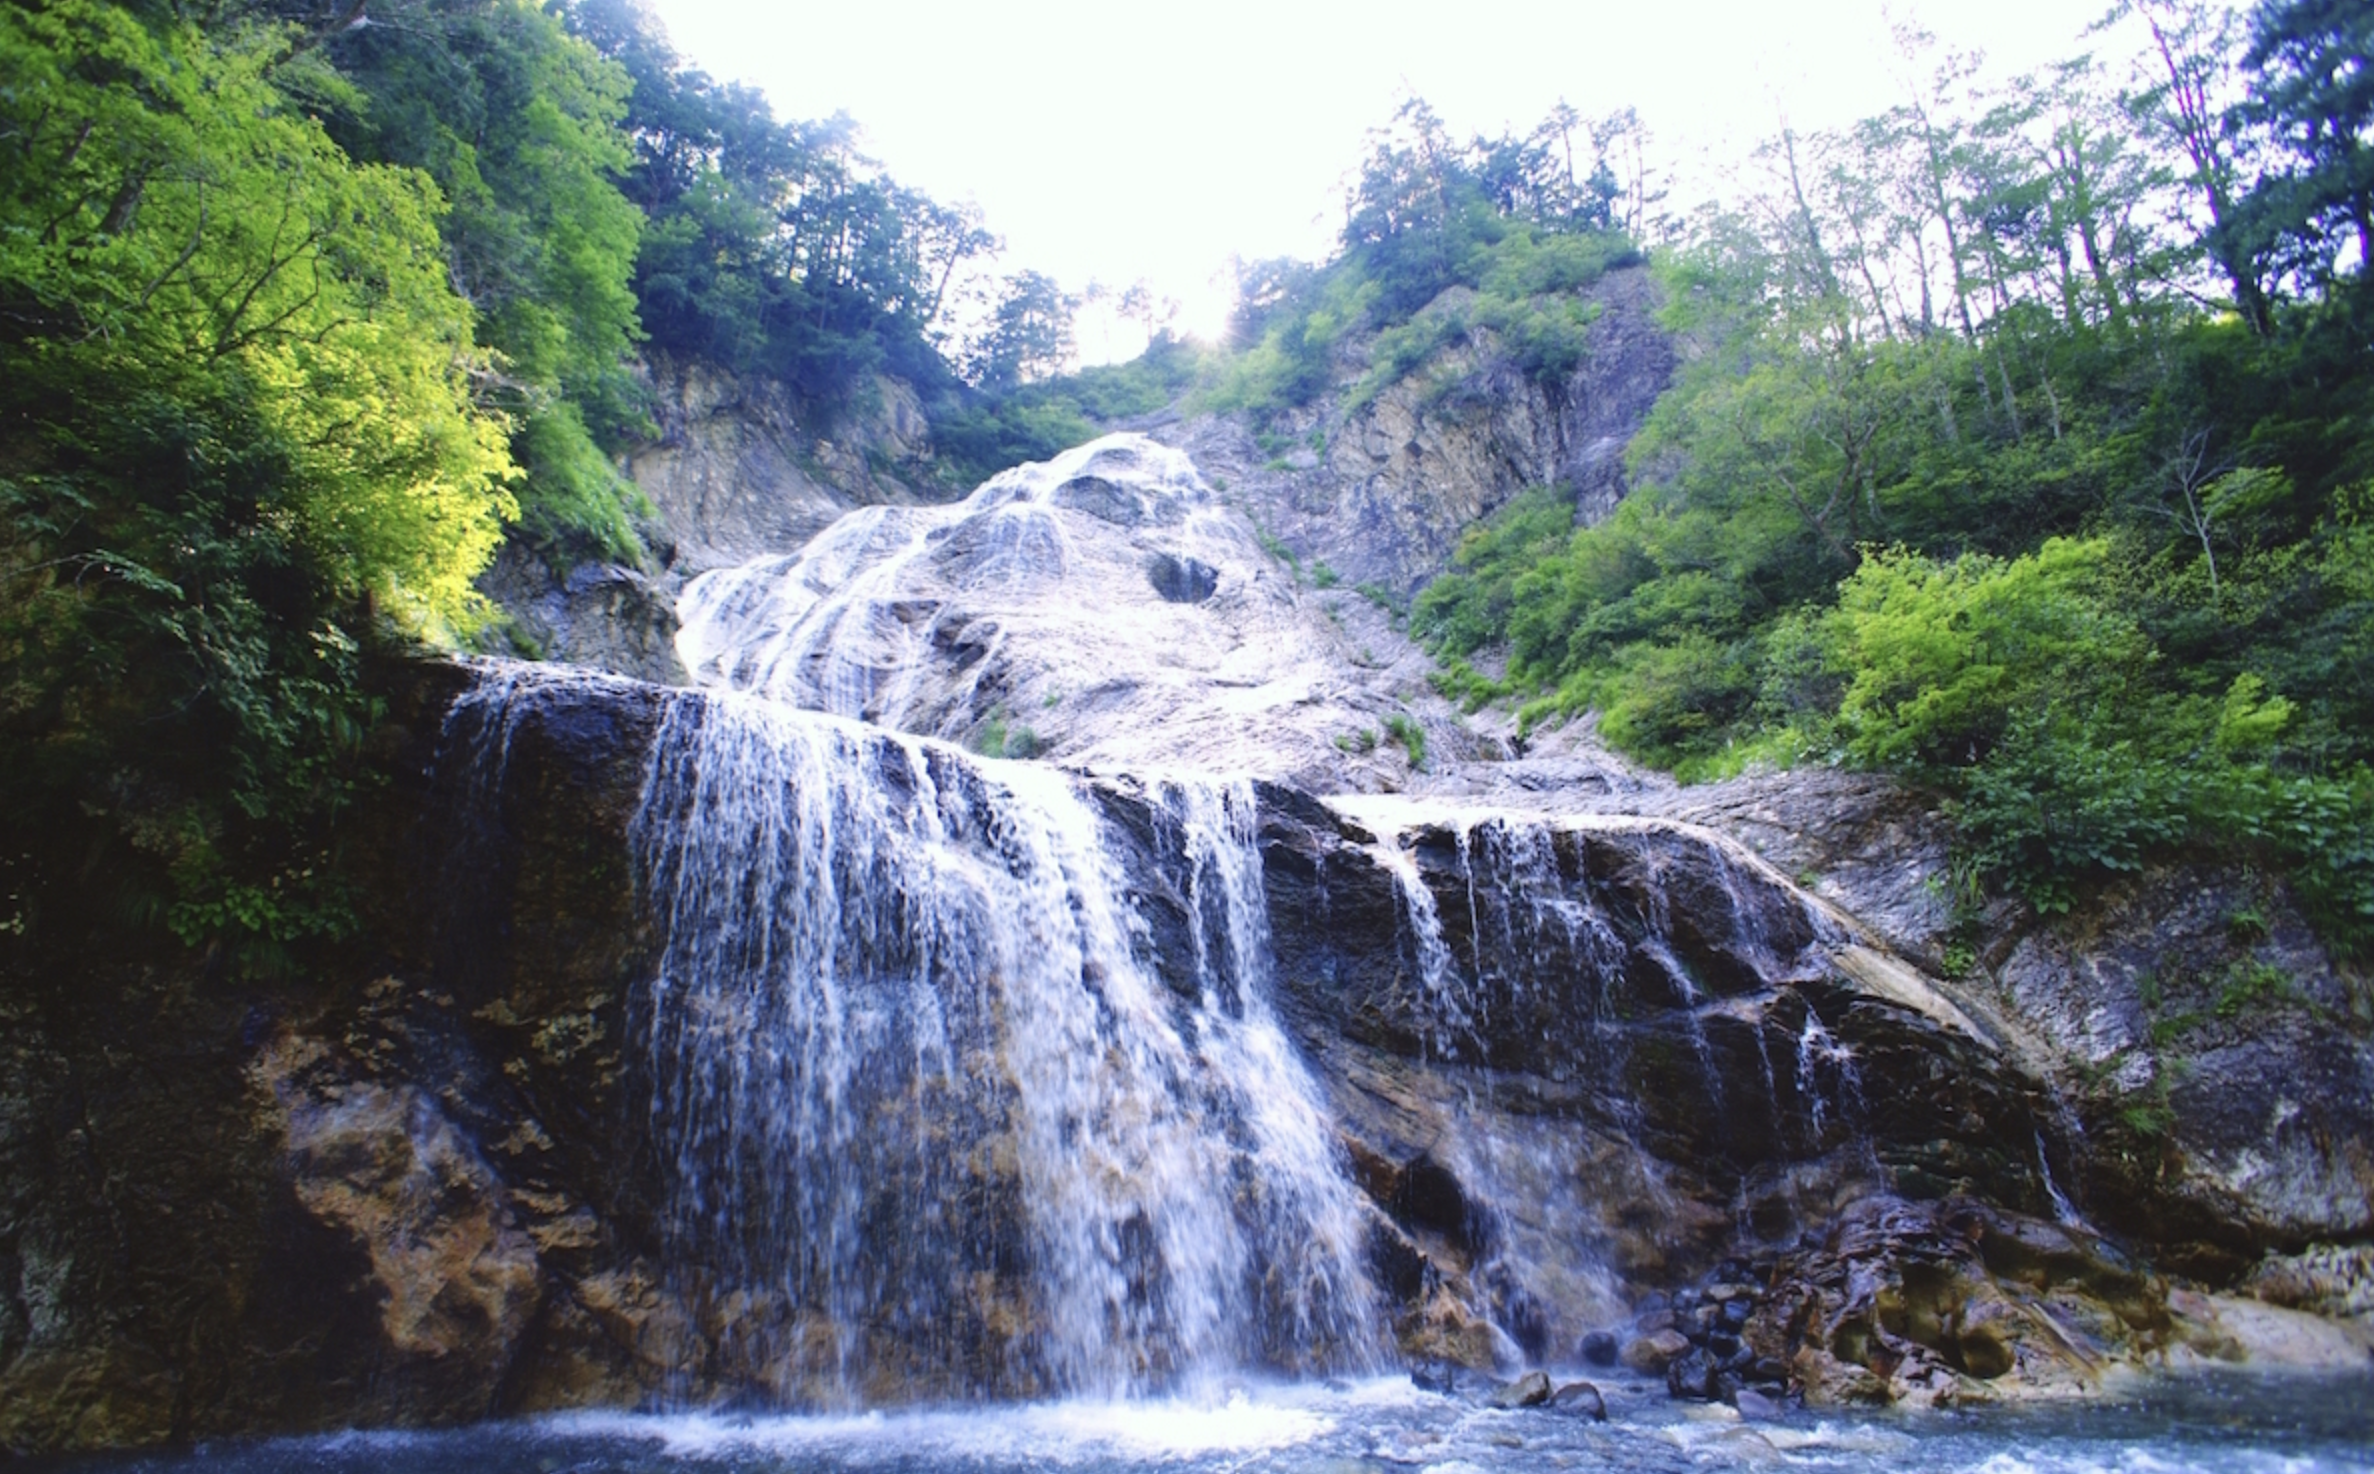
[1,0,516,957]
[319,0,646,557]
[2235,0,2374,300]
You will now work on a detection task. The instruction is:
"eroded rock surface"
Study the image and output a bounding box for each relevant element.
[675,434,1480,791]
[629,356,938,576]
[1151,265,1674,599]
[476,545,687,685]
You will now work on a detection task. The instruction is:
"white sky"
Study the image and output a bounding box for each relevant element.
[646,0,2144,360]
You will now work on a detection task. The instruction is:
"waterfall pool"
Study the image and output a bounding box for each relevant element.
[32,1370,2373,1474]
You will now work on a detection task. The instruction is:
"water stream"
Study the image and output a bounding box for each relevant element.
[48,1371,2374,1474]
[630,687,1379,1400]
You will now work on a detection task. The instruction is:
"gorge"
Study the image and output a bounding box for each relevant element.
[4,432,2368,1471]
[5,3,2372,1458]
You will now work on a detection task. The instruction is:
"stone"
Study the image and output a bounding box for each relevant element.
[1666,1348,1719,1401]
[1623,1329,1693,1372]
[1733,1387,1786,1421]
[1578,1330,1620,1366]
[1145,552,1217,603]
[1409,1359,1458,1394]
[1488,1370,1554,1409]
[1549,1381,1607,1420]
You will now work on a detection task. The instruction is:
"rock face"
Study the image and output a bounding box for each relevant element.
[1252,789,2080,1367]
[1615,761,2374,1283]
[1152,265,1674,599]
[674,433,1483,792]
[3,661,2369,1455]
[475,545,687,685]
[629,355,940,577]
[473,354,944,685]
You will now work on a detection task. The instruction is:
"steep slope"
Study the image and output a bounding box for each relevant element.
[1153,265,1673,600]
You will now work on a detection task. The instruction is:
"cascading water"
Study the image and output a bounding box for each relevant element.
[626,683,1379,1403]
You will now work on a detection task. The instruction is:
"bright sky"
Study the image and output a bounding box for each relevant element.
[647,0,2144,360]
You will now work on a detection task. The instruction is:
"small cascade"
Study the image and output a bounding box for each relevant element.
[2033,1129,2087,1229]
[1372,841,1473,1063]
[1793,1012,1866,1141]
[624,682,1378,1402]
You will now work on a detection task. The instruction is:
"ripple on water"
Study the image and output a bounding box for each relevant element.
[28,1371,2374,1474]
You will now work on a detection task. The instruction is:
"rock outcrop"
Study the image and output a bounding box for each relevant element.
[475,545,687,685]
[629,355,940,577]
[1151,264,1674,599]
[1603,761,2374,1284]
[14,663,2362,1454]
[674,434,1484,792]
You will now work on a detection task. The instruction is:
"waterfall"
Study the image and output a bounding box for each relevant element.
[625,684,1379,1402]
[674,436,1222,737]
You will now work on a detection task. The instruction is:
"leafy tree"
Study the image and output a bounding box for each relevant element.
[315,0,646,558]
[1396,32,2374,954]
[2235,0,2374,300]
[1,0,517,959]
[965,269,1078,390]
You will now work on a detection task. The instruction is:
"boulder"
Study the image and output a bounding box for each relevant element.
[1550,1380,1608,1420]
[1623,1330,1692,1372]
[1489,1369,1554,1409]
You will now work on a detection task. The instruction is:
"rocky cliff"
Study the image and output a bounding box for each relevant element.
[476,263,1672,687]
[3,662,2365,1454]
[473,354,946,682]
[1150,264,1673,600]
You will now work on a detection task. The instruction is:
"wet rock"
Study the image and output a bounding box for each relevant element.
[1666,1347,1718,1400]
[1733,1386,1786,1420]
[1745,1195,2180,1406]
[1549,1380,1608,1420]
[1408,1358,1459,1394]
[675,434,1479,791]
[1578,1329,1620,1366]
[1623,1329,1692,1372]
[255,1039,542,1366]
[1488,1369,1553,1408]
[1145,552,1217,603]
[2248,1243,2374,1322]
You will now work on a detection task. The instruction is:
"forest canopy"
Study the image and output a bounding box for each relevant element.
[1405,0,2374,954]
[2,0,2367,967]
[0,0,1035,961]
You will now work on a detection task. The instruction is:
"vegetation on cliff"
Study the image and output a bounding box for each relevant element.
[1408,1,2374,952]
[0,0,1067,962]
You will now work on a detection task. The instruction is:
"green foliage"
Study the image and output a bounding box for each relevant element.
[1198,100,1646,426]
[323,0,646,558]
[1383,713,1427,768]
[972,707,1038,760]
[1397,28,2374,958]
[1,1,520,963]
[1826,540,2150,770]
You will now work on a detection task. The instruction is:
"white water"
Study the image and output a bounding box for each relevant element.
[83,1372,2374,1473]
[675,436,1222,732]
[628,686,1379,1400]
